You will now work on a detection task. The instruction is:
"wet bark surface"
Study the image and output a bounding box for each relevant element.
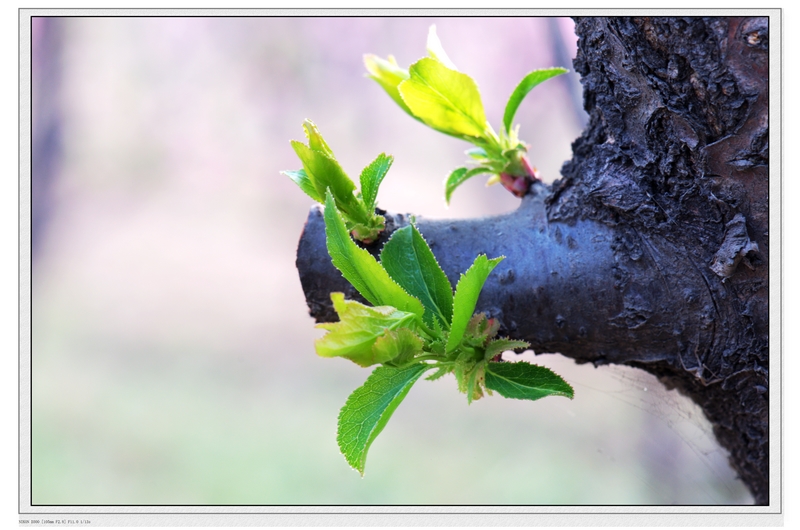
[295,17,770,504]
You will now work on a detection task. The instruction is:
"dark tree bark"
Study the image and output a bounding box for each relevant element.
[296,17,770,505]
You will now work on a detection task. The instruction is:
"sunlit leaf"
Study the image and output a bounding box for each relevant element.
[426,25,458,70]
[399,57,488,140]
[364,54,414,117]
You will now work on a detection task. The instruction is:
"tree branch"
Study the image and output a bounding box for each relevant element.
[295,16,770,505]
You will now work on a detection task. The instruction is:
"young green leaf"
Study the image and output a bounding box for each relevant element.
[380,225,453,328]
[485,361,574,401]
[303,119,336,158]
[373,327,425,367]
[282,169,322,202]
[399,57,489,141]
[465,147,488,159]
[446,255,504,353]
[426,25,458,70]
[338,364,431,475]
[363,54,415,117]
[323,191,424,317]
[291,141,365,220]
[464,313,501,346]
[359,153,393,212]
[465,360,486,404]
[502,67,568,134]
[444,166,493,205]
[316,293,419,367]
[289,121,375,228]
[425,366,450,381]
[484,338,530,361]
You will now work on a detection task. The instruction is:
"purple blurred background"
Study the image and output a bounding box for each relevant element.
[30,16,751,505]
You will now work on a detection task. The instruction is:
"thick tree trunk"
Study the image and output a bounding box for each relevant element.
[295,16,770,504]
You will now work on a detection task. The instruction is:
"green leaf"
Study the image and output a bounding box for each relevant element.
[323,192,424,317]
[465,360,486,404]
[399,57,489,141]
[303,119,336,158]
[426,25,458,70]
[452,353,485,403]
[281,169,322,202]
[484,338,530,361]
[485,361,574,401]
[502,67,567,134]
[446,255,504,353]
[290,137,368,224]
[316,293,419,367]
[338,364,431,475]
[425,366,451,381]
[373,327,425,367]
[359,153,393,212]
[291,140,353,211]
[380,225,453,328]
[364,54,415,117]
[464,313,500,345]
[349,215,386,245]
[465,147,488,160]
[444,166,493,204]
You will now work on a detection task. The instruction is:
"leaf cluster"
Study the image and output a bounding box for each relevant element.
[365,25,567,203]
[318,192,573,475]
[283,27,574,477]
[282,120,392,243]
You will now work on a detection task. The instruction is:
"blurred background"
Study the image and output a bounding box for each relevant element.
[30,16,752,505]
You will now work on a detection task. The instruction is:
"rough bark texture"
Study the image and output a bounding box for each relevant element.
[295,17,770,504]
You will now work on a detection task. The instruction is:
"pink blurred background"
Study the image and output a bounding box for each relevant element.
[30,16,751,505]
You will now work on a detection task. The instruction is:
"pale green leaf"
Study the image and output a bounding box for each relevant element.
[316,293,418,367]
[485,361,574,401]
[446,255,504,353]
[380,225,453,328]
[444,166,493,204]
[373,327,425,367]
[359,153,393,212]
[503,67,568,134]
[338,364,431,475]
[323,192,424,317]
[399,57,488,140]
[281,169,322,202]
[426,25,458,70]
[364,54,415,117]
